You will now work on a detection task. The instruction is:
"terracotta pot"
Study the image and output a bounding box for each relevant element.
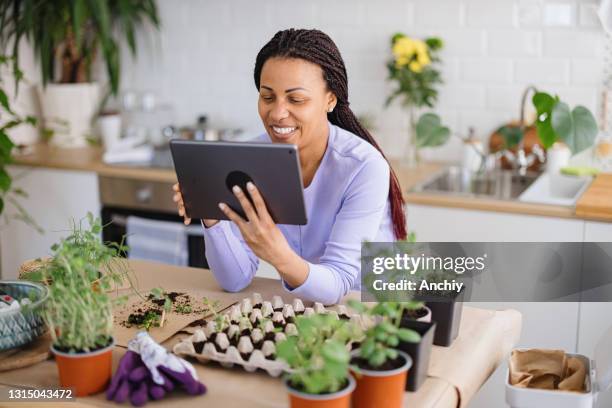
[285,375,355,408]
[51,338,114,397]
[351,350,412,408]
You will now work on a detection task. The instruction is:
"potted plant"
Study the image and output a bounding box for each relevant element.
[276,313,360,408]
[0,1,160,147]
[348,300,421,407]
[39,213,132,396]
[492,86,598,171]
[386,33,448,167]
[423,275,465,347]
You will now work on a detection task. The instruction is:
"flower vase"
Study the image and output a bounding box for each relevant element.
[402,108,421,168]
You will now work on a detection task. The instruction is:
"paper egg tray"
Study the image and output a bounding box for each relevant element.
[173,293,365,377]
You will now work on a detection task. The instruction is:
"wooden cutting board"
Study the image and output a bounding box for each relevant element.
[0,332,51,372]
[576,173,612,221]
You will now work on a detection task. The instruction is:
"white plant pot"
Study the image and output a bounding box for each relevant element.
[1,83,40,146]
[37,83,100,148]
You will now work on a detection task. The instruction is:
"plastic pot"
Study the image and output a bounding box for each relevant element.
[51,338,114,397]
[396,320,436,392]
[351,349,412,408]
[426,289,464,347]
[285,375,355,408]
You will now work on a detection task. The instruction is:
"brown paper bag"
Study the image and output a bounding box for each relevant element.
[559,357,587,392]
[509,349,586,392]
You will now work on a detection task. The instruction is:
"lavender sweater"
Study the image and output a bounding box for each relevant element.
[202,122,394,305]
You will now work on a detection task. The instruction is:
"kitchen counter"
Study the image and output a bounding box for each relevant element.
[12,144,177,183]
[11,143,607,221]
[0,259,522,408]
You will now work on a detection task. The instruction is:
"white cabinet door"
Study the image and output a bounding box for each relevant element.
[0,166,99,279]
[405,204,584,407]
[584,220,612,241]
[406,204,585,241]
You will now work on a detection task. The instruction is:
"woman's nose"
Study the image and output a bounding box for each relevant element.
[269,102,289,121]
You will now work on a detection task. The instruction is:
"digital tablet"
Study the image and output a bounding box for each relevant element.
[170,139,307,225]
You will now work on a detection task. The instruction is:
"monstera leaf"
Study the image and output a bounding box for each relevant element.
[551,102,598,155]
[532,92,559,149]
[531,90,598,154]
[415,113,450,148]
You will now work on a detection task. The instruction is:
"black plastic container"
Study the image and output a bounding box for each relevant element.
[426,290,464,347]
[396,319,436,392]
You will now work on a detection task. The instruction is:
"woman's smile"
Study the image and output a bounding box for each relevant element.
[270,124,298,141]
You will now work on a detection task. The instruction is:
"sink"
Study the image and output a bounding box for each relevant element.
[518,173,592,206]
[412,166,539,200]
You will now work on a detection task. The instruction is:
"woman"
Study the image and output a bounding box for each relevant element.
[173,28,406,305]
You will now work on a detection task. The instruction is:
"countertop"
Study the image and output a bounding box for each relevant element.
[0,259,522,408]
[11,143,608,221]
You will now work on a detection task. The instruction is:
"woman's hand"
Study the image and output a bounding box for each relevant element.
[219,182,292,266]
[172,183,218,227]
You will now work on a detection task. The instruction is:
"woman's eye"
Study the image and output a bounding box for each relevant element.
[289,98,305,104]
[260,95,273,101]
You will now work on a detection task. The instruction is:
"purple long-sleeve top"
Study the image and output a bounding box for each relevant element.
[202,122,395,305]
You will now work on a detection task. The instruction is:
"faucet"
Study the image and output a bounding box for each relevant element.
[501,85,546,176]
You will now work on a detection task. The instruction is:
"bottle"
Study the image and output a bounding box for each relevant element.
[546,142,571,174]
[462,127,484,172]
[193,115,207,141]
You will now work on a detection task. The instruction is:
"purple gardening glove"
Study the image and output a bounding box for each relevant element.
[158,365,206,395]
[129,332,207,401]
[106,350,146,403]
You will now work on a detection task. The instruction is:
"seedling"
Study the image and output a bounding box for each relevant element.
[277,313,362,395]
[348,300,421,369]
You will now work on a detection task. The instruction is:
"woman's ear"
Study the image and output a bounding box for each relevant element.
[327,92,337,113]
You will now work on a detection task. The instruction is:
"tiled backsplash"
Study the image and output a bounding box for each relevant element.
[113,1,607,159]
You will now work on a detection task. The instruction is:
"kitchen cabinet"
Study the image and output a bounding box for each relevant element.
[0,166,100,279]
[405,203,600,408]
[406,203,585,241]
[584,220,612,240]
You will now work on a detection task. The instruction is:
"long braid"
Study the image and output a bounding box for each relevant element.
[254,29,407,240]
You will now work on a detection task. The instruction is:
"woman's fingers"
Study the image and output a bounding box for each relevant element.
[172,183,180,192]
[246,182,272,222]
[218,202,246,228]
[232,185,259,224]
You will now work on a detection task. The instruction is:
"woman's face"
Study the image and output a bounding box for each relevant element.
[258,57,336,149]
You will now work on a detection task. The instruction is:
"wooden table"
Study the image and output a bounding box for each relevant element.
[0,260,522,408]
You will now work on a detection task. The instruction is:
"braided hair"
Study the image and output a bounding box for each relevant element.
[254,28,407,240]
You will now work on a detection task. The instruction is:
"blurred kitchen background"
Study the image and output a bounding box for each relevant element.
[1,1,612,407]
[8,0,608,160]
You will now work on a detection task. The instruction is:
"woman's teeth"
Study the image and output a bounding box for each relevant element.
[272,126,296,135]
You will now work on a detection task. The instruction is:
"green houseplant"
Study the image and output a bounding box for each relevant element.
[348,300,421,407]
[38,213,133,396]
[0,0,160,147]
[386,33,449,166]
[0,56,39,226]
[276,313,361,408]
[494,86,598,167]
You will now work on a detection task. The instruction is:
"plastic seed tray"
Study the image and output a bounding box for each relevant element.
[173,293,364,376]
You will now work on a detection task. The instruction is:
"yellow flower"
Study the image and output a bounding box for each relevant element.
[417,51,431,66]
[392,37,416,59]
[409,61,423,73]
[414,40,431,67]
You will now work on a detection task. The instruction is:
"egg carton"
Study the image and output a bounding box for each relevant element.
[173,293,366,377]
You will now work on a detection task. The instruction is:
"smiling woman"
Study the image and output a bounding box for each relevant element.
[173,29,406,305]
